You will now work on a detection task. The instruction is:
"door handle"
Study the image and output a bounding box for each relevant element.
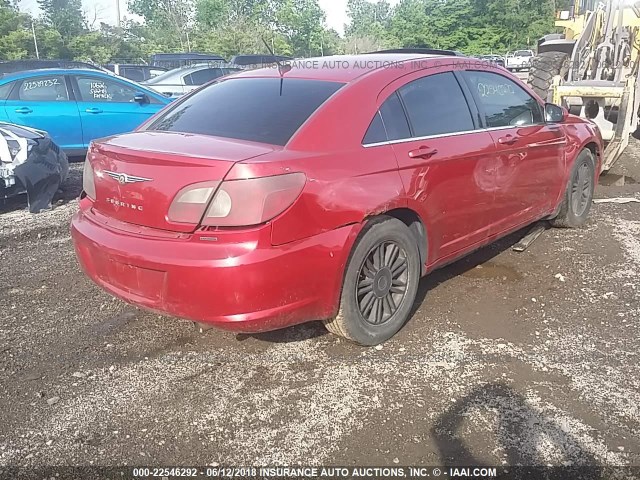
[14,107,32,114]
[498,134,519,145]
[85,108,103,114]
[408,146,438,159]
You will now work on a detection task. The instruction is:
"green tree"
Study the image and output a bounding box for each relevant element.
[388,0,434,49]
[274,0,327,56]
[37,0,85,39]
[129,0,194,51]
[346,0,391,38]
[195,0,227,27]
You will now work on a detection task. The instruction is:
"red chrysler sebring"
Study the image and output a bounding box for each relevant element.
[71,52,602,345]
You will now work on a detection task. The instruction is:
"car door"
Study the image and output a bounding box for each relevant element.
[72,74,163,146]
[371,68,499,264]
[3,74,83,151]
[461,70,567,234]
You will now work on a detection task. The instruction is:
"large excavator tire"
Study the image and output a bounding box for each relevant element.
[528,51,570,102]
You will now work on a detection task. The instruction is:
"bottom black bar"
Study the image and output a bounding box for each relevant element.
[0,466,638,480]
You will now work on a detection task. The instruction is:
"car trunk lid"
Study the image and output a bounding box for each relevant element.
[89,131,275,233]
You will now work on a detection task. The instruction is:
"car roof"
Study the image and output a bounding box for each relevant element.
[106,64,167,69]
[0,68,117,82]
[143,63,240,84]
[151,52,225,60]
[230,54,294,65]
[169,62,237,72]
[230,53,456,83]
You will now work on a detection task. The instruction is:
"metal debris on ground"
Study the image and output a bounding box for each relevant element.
[513,222,548,252]
[593,197,640,204]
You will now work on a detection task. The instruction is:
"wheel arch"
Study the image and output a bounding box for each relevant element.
[366,208,428,275]
[537,39,576,56]
[582,141,601,177]
[583,140,599,159]
[330,208,428,319]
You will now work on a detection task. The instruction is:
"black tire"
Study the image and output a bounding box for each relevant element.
[528,51,570,102]
[550,149,596,228]
[323,216,421,346]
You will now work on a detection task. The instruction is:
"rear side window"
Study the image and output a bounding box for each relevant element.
[150,78,344,146]
[363,112,386,144]
[0,82,14,100]
[363,92,411,144]
[184,68,223,86]
[463,71,543,128]
[398,72,474,137]
[18,75,68,101]
[122,68,144,82]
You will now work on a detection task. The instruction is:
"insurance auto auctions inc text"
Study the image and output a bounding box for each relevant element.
[252,466,497,478]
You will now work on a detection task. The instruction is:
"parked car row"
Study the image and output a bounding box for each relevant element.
[505,50,535,71]
[0,59,106,75]
[142,63,241,98]
[0,53,284,156]
[103,64,168,82]
[0,54,243,88]
[471,50,535,72]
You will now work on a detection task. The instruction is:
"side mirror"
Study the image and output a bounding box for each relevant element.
[134,92,149,104]
[545,103,568,123]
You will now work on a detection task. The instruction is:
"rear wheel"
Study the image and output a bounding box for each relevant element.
[550,149,595,228]
[528,51,570,102]
[323,217,421,346]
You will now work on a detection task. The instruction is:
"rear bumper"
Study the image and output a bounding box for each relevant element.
[71,204,359,333]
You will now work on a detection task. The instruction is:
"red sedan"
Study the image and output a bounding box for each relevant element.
[71,53,602,346]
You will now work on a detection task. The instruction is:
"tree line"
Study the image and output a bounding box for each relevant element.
[0,0,571,64]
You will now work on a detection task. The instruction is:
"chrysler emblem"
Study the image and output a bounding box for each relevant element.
[104,171,152,185]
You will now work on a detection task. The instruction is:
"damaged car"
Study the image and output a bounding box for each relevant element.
[0,122,68,213]
[72,52,603,346]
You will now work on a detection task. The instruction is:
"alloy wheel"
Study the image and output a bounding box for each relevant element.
[571,160,592,217]
[356,241,409,326]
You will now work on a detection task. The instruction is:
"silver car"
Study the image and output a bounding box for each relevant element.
[142,63,241,98]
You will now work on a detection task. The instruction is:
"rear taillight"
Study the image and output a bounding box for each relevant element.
[167,181,220,224]
[82,158,96,200]
[167,173,306,227]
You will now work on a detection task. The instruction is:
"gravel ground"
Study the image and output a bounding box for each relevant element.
[0,144,639,471]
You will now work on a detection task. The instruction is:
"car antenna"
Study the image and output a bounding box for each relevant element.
[262,37,291,96]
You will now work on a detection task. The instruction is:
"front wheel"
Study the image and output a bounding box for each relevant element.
[550,149,596,228]
[323,217,421,346]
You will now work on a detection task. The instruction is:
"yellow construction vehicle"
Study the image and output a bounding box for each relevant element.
[529,0,640,171]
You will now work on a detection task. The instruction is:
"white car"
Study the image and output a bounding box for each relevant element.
[142,63,241,98]
[505,50,534,71]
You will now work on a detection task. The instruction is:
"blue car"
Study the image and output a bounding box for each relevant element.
[0,69,170,155]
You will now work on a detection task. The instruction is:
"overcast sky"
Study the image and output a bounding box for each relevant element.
[17,0,399,35]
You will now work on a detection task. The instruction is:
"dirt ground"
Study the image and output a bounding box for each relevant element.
[0,142,639,471]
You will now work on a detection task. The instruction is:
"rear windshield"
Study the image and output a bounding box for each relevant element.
[148,78,344,146]
[514,50,533,56]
